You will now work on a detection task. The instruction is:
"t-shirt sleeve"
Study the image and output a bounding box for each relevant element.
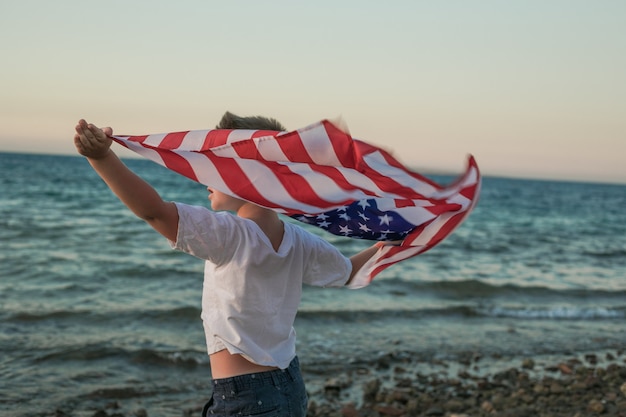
[302,234,352,288]
[168,202,237,264]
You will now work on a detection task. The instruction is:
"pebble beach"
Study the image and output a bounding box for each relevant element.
[306,350,626,417]
[45,350,626,417]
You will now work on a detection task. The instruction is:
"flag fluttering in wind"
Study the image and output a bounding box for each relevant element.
[111,119,481,288]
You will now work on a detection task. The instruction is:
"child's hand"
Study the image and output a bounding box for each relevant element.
[74,119,113,159]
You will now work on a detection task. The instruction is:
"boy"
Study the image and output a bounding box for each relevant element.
[73,113,381,417]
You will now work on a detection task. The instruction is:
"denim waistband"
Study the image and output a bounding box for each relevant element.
[211,356,301,395]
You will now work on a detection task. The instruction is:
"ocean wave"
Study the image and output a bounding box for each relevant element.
[34,343,209,367]
[479,305,626,320]
[130,348,209,368]
[8,310,83,322]
[297,305,479,322]
[583,248,626,259]
[375,278,626,298]
[9,296,623,327]
[6,306,201,323]
[298,304,626,322]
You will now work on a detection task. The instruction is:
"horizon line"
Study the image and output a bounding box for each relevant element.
[1,149,624,187]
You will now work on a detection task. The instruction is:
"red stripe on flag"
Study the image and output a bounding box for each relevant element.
[231,140,261,160]
[276,132,315,164]
[460,183,478,200]
[202,154,284,210]
[367,246,422,282]
[424,203,463,216]
[372,143,443,189]
[360,165,435,202]
[422,211,467,250]
[160,132,189,149]
[322,121,356,167]
[307,163,376,197]
[394,199,415,208]
[251,130,280,139]
[202,130,234,149]
[257,160,351,212]
[157,150,199,183]
[127,135,148,143]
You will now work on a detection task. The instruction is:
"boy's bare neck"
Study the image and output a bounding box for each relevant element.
[238,205,284,251]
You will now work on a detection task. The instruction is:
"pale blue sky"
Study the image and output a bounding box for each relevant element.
[1,1,624,183]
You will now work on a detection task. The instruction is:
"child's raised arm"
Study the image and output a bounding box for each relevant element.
[74,119,179,241]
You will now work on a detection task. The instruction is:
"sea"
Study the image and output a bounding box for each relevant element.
[1,152,625,417]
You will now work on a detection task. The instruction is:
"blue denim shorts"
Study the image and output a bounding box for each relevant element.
[202,356,307,417]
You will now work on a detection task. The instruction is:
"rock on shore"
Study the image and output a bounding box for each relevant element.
[307,351,626,417]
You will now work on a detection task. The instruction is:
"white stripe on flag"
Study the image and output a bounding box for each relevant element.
[255,137,289,161]
[180,130,210,151]
[226,129,259,144]
[298,124,343,166]
[142,133,168,147]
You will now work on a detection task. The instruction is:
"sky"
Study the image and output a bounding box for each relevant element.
[1,1,624,184]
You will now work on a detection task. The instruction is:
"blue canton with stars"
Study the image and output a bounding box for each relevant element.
[291,199,415,241]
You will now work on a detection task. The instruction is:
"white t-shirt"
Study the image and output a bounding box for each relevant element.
[169,202,352,369]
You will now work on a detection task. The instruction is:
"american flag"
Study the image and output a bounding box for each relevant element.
[111,119,480,288]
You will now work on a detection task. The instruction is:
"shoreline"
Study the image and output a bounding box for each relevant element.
[306,349,626,417]
[37,349,626,417]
